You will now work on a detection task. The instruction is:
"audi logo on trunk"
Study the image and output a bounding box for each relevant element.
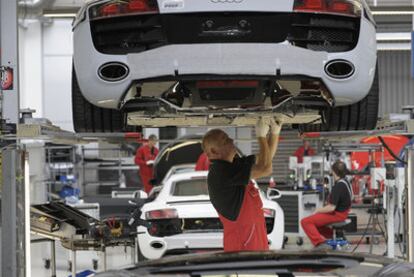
[211,0,243,3]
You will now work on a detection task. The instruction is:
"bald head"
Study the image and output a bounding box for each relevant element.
[202,129,236,162]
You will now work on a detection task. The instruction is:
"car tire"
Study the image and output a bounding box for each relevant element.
[299,66,379,132]
[72,66,130,133]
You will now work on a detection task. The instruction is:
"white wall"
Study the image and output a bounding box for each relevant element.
[42,19,74,131]
[19,19,74,131]
[19,21,43,117]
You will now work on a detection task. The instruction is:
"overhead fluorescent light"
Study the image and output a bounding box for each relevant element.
[376,32,412,42]
[43,13,77,18]
[377,43,411,51]
[372,11,414,16]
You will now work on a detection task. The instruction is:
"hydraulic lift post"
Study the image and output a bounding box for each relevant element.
[0,0,19,124]
[1,149,27,276]
[1,0,27,276]
[407,145,414,262]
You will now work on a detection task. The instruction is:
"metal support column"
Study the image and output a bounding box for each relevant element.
[0,0,19,124]
[1,148,26,276]
[51,240,56,277]
[71,249,76,277]
[386,185,396,258]
[407,145,414,262]
[103,246,107,271]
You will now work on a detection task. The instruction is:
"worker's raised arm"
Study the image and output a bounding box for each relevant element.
[251,118,272,179]
[268,118,283,159]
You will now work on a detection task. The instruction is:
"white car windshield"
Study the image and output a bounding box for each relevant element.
[172,178,209,196]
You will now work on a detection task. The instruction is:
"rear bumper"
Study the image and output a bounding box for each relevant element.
[137,231,223,260]
[137,214,284,259]
[73,14,376,109]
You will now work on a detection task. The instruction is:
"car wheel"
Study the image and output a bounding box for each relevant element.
[72,66,133,133]
[300,66,379,132]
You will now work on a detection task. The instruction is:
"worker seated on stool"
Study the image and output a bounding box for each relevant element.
[301,160,353,250]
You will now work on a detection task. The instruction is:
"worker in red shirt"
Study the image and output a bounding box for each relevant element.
[202,118,283,251]
[294,140,315,163]
[134,135,159,193]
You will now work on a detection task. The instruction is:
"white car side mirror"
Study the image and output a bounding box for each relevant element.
[266,188,281,200]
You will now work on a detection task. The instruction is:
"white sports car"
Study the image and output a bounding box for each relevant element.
[72,0,378,132]
[137,170,284,259]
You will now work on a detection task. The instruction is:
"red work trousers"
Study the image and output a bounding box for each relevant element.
[300,210,349,246]
[219,183,269,252]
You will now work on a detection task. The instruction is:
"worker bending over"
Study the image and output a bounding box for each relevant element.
[202,118,282,251]
[301,160,352,249]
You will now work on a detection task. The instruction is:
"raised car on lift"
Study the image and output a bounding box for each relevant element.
[72,0,378,132]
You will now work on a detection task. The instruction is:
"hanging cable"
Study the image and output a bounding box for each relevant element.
[377,136,407,165]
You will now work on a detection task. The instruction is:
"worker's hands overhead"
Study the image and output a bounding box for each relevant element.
[255,117,270,138]
[270,117,283,135]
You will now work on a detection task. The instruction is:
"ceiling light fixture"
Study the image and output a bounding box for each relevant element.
[371,11,414,16]
[43,13,77,18]
[376,32,412,42]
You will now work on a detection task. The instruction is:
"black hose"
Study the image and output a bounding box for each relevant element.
[377,136,407,165]
[352,207,374,253]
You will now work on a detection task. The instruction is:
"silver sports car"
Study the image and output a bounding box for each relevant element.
[72,0,378,132]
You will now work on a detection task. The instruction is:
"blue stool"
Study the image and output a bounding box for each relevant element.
[326,219,351,250]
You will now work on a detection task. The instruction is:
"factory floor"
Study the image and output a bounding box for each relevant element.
[31,241,404,277]
[28,206,406,276]
[31,239,404,276]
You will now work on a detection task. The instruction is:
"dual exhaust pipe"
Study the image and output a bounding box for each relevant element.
[325,59,355,79]
[97,60,355,82]
[98,62,129,82]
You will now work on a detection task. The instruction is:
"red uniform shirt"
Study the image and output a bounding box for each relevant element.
[134,144,159,193]
[294,146,316,163]
[208,155,269,251]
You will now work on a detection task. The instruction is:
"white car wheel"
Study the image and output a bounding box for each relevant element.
[72,65,131,132]
[300,66,379,132]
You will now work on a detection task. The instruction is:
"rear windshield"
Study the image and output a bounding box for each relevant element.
[172,179,209,196]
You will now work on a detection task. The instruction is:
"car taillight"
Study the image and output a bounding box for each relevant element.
[90,0,159,20]
[293,0,361,17]
[196,80,259,89]
[263,208,275,218]
[146,209,178,220]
